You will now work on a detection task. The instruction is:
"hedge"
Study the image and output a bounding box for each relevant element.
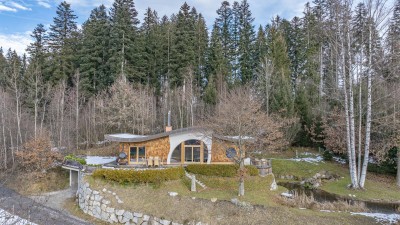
[92,167,185,184]
[185,164,258,177]
[64,154,86,165]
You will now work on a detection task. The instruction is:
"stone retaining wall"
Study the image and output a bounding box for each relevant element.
[77,174,203,225]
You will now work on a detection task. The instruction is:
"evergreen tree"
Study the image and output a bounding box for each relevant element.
[254,25,267,68]
[387,0,400,81]
[108,0,140,82]
[193,13,208,88]
[237,0,256,84]
[79,5,111,96]
[170,2,196,87]
[0,48,7,87]
[266,20,294,116]
[47,1,78,84]
[140,7,160,89]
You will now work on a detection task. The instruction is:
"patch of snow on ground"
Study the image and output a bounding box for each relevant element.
[0,208,37,225]
[281,192,293,198]
[333,156,346,164]
[320,210,334,213]
[289,156,324,164]
[85,156,117,165]
[351,212,400,224]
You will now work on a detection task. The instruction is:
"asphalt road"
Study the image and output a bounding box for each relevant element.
[0,185,91,225]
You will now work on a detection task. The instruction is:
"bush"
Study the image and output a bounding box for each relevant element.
[92,167,185,185]
[64,154,87,165]
[322,150,333,161]
[185,164,258,177]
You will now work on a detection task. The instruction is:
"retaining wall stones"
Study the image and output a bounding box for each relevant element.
[77,174,205,225]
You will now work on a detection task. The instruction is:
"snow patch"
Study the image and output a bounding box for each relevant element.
[85,156,117,165]
[281,192,293,198]
[288,156,324,164]
[333,156,346,164]
[0,208,37,225]
[351,212,400,224]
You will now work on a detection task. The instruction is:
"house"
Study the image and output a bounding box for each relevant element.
[105,127,240,166]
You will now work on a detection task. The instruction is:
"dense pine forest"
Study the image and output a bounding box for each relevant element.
[0,0,399,186]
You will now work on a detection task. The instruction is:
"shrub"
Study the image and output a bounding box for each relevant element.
[64,154,87,165]
[92,167,185,185]
[322,150,333,161]
[185,164,258,177]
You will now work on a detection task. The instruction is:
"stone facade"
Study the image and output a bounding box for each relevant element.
[77,174,207,225]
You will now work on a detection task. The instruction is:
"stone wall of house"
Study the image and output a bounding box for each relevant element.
[77,174,197,225]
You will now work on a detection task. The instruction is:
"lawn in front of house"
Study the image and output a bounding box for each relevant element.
[86,175,377,225]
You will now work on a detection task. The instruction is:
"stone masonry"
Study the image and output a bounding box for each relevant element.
[77,174,207,225]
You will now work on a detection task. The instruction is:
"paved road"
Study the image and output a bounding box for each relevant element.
[0,186,91,225]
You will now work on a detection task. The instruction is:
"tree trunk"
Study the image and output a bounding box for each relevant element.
[397,149,400,187]
[238,159,245,196]
[360,24,373,188]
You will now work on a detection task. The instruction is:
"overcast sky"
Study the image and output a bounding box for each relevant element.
[0,0,308,55]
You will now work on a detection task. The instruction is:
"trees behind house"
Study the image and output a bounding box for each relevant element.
[203,86,289,196]
[0,0,400,187]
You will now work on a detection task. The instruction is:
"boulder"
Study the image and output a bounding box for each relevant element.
[116,209,125,216]
[123,211,133,220]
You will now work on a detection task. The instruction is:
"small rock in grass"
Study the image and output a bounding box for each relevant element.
[168,192,178,197]
[211,198,217,202]
[102,188,107,192]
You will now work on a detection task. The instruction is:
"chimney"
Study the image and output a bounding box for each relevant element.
[165,111,172,132]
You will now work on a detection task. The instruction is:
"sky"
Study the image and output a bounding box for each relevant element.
[0,0,308,55]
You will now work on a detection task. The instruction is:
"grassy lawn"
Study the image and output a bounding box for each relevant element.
[271,154,400,202]
[86,175,378,225]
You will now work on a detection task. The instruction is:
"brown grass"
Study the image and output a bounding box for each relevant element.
[278,191,368,212]
[5,167,69,195]
[86,176,377,225]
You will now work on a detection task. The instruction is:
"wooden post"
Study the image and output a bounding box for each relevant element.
[181,143,185,165]
[200,143,204,164]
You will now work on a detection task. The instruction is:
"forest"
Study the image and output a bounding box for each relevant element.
[0,0,399,188]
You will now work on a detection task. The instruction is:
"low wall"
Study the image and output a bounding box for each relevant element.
[76,173,202,225]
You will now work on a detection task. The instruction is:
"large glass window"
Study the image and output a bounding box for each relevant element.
[170,139,208,164]
[130,146,145,163]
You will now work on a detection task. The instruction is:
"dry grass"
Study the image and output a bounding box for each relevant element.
[5,167,69,195]
[86,176,377,225]
[278,191,367,212]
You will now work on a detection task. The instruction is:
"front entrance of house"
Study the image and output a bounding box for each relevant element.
[170,139,208,164]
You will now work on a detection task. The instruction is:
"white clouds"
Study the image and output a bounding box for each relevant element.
[37,0,51,8]
[0,4,17,12]
[0,32,32,55]
[9,1,32,11]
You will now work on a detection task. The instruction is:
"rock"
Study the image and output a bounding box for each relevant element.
[125,222,131,225]
[106,207,115,213]
[94,195,103,201]
[143,215,150,221]
[93,201,100,207]
[132,217,138,224]
[112,192,116,196]
[133,212,143,218]
[141,222,148,225]
[123,211,133,220]
[102,199,111,205]
[110,213,118,223]
[270,179,277,191]
[231,198,239,204]
[211,198,217,203]
[116,209,125,216]
[192,197,196,200]
[102,188,107,192]
[118,215,123,223]
[93,190,100,195]
[101,211,110,220]
[101,204,107,211]
[118,199,124,204]
[172,223,181,225]
[244,157,251,165]
[107,190,112,194]
[161,219,171,225]
[168,192,178,197]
